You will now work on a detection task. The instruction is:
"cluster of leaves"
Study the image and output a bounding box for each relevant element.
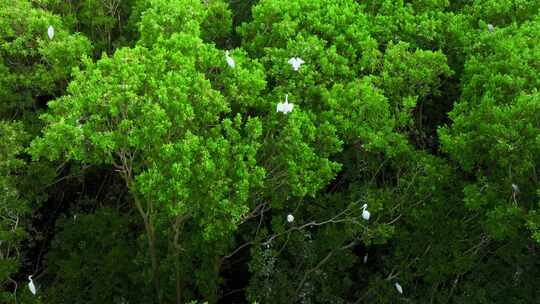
[0,0,91,117]
[0,122,29,303]
[1,0,539,303]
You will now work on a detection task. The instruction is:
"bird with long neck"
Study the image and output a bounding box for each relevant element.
[361,204,370,221]
[28,275,36,295]
[277,94,294,114]
[225,50,235,68]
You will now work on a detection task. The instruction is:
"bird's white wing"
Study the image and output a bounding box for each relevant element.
[276,103,284,113]
[288,58,303,70]
[285,103,294,113]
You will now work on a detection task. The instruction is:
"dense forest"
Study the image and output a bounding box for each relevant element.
[1,0,539,303]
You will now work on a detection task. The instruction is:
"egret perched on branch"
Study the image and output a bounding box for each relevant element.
[225,50,235,68]
[28,275,36,295]
[361,204,370,221]
[395,282,403,294]
[288,57,305,71]
[47,25,54,40]
[277,94,294,114]
[287,214,294,223]
[511,183,520,205]
[487,24,494,32]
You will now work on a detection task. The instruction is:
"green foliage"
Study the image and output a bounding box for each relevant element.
[137,0,206,47]
[440,16,540,243]
[460,0,540,25]
[0,0,91,116]
[42,208,146,303]
[0,122,29,303]
[35,0,139,55]
[1,0,539,303]
[200,0,233,47]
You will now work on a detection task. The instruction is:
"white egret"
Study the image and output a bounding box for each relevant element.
[225,50,235,68]
[363,253,368,264]
[47,25,54,40]
[288,57,305,71]
[28,275,36,295]
[287,214,294,223]
[276,94,294,114]
[361,204,370,221]
[512,183,520,193]
[487,24,494,32]
[395,282,403,294]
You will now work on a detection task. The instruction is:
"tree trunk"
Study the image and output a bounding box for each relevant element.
[134,196,162,304]
[173,214,190,304]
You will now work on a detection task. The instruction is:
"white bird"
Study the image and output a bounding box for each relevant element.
[287,214,294,223]
[363,253,368,264]
[395,282,403,294]
[487,24,494,32]
[361,204,370,221]
[225,50,235,68]
[288,57,305,71]
[512,183,520,193]
[28,275,36,295]
[47,25,54,40]
[276,94,294,114]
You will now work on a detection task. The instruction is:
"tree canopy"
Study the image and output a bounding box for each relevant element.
[1,0,539,303]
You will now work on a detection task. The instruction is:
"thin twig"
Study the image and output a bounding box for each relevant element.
[295,240,358,298]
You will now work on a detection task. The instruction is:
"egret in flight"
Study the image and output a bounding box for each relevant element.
[288,57,305,71]
[225,50,235,68]
[28,275,36,295]
[277,94,294,114]
[47,25,54,40]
